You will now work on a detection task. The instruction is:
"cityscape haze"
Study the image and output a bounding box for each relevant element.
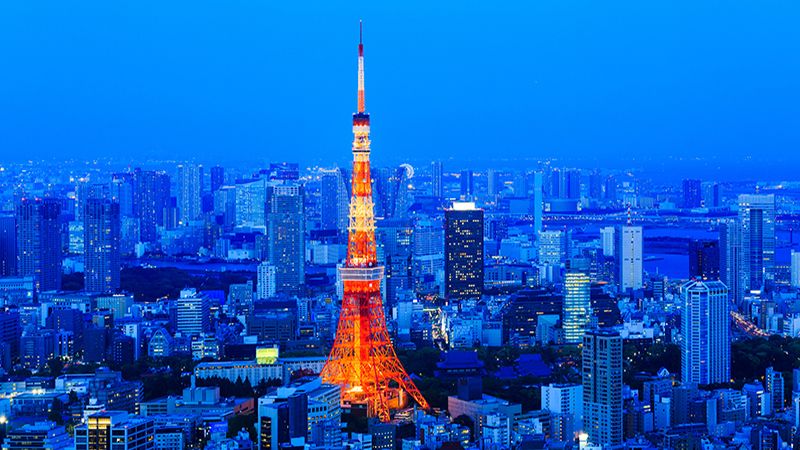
[0,2,799,450]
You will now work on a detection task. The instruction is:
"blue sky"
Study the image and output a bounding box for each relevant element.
[0,1,798,170]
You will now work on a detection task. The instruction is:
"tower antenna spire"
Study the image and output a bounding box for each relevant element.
[357,20,365,112]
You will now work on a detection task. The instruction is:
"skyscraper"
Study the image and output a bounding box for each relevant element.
[177,163,203,224]
[257,390,309,450]
[549,168,562,198]
[582,329,623,447]
[444,202,484,299]
[377,218,413,302]
[133,169,170,243]
[565,169,581,199]
[588,170,602,200]
[431,161,443,199]
[412,218,444,294]
[600,226,615,257]
[267,183,305,295]
[738,194,775,292]
[386,165,413,219]
[688,239,720,280]
[604,175,617,202]
[703,182,720,208]
[765,366,784,413]
[562,271,591,344]
[791,250,800,289]
[487,169,500,197]
[257,262,277,300]
[235,178,267,229]
[84,198,121,293]
[17,198,62,291]
[680,279,730,385]
[616,225,643,291]
[459,170,474,199]
[538,230,567,266]
[720,221,743,303]
[176,288,210,336]
[682,179,702,208]
[0,214,16,276]
[319,168,348,235]
[210,165,225,193]
[541,383,583,442]
[533,172,543,235]
[111,172,135,218]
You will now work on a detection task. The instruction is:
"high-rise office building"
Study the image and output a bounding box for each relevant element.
[210,165,225,193]
[74,411,154,450]
[444,202,484,299]
[604,175,617,202]
[0,214,16,276]
[431,161,443,199]
[588,170,602,200]
[84,199,121,293]
[235,178,267,229]
[0,311,21,363]
[133,169,170,243]
[377,218,413,302]
[533,172,543,235]
[702,182,720,208]
[257,390,309,450]
[459,170,474,199]
[176,288,210,336]
[600,226,615,257]
[680,279,730,385]
[582,329,623,447]
[412,219,444,294]
[791,250,800,289]
[765,366,784,413]
[538,230,567,266]
[487,169,500,197]
[549,168,562,198]
[21,329,56,370]
[177,163,203,224]
[688,239,720,280]
[616,225,643,291]
[682,179,702,208]
[720,221,743,303]
[110,172,135,218]
[738,194,775,292]
[541,383,583,442]
[563,271,591,344]
[319,168,349,234]
[257,262,277,300]
[565,169,581,199]
[267,183,305,295]
[386,165,412,219]
[17,198,62,291]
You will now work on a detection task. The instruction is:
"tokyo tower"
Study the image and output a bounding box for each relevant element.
[320,22,430,422]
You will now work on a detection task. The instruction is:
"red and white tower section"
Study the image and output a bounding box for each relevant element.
[321,22,429,422]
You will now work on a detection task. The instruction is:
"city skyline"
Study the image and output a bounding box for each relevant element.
[1,4,800,449]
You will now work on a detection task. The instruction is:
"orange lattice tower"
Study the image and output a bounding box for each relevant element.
[320,22,429,422]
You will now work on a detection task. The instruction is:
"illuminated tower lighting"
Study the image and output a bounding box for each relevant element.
[321,22,429,422]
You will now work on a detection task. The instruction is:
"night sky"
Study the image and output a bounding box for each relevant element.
[0,1,798,171]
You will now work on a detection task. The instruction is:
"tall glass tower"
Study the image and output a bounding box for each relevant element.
[563,271,591,344]
[680,279,730,385]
